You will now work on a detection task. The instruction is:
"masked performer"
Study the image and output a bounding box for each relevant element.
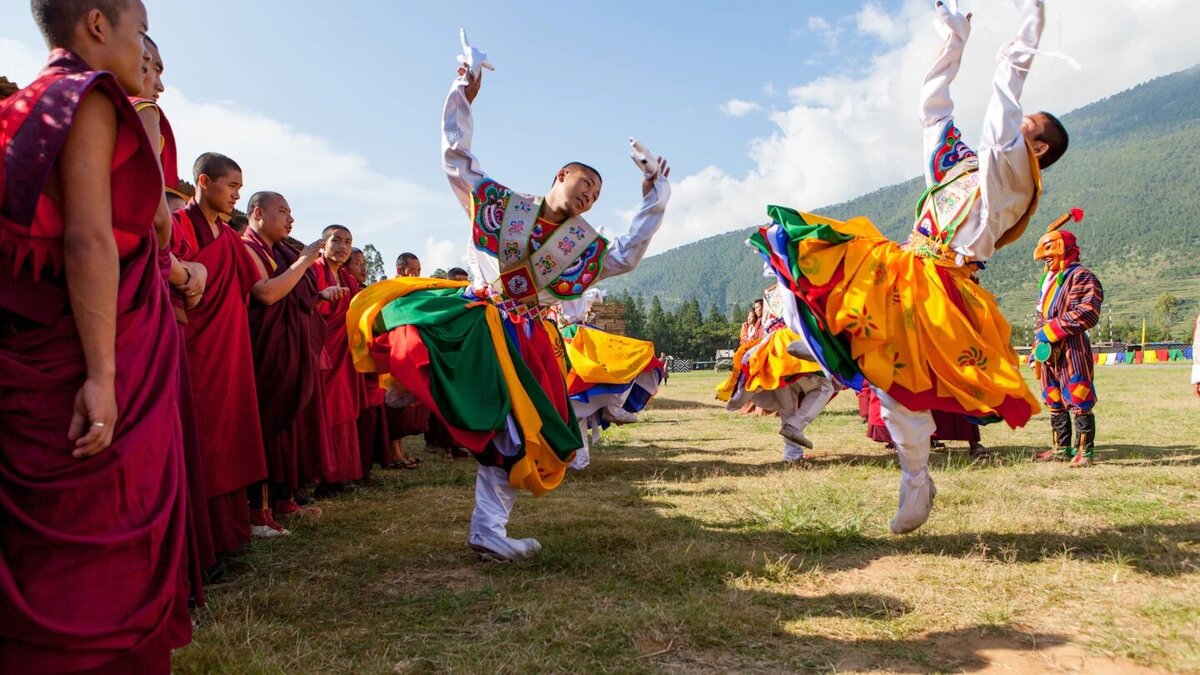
[1031,209,1102,466]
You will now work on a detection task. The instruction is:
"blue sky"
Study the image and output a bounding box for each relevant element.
[3,1,1198,271]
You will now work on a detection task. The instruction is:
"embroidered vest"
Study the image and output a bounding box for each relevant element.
[907,159,981,263]
[761,283,787,332]
[907,140,1043,263]
[471,178,608,306]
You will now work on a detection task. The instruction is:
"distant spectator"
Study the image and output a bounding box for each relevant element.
[227,214,249,235]
[347,248,368,286]
[395,252,420,277]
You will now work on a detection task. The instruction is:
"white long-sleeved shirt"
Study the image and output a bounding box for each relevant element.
[557,288,604,326]
[441,74,671,307]
[1191,312,1200,385]
[919,0,1045,263]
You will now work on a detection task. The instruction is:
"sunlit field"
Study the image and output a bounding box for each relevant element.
[177,366,1199,673]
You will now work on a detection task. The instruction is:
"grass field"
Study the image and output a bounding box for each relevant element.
[175,366,1200,674]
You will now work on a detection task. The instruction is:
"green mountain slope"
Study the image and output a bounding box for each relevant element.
[605,64,1200,339]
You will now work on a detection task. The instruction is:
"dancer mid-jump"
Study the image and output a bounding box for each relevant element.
[755,0,1069,533]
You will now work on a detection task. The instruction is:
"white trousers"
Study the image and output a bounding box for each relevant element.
[469,465,518,540]
[750,374,838,461]
[873,387,934,476]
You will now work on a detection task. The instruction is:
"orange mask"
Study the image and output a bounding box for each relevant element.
[1033,230,1079,272]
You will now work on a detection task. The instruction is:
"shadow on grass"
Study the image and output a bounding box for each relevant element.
[698,509,1200,577]
[1097,444,1200,466]
[652,623,1073,672]
[645,397,723,411]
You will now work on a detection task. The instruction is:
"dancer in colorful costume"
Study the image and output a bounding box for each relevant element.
[752,0,1070,533]
[558,289,664,470]
[718,284,839,462]
[1192,312,1200,399]
[1031,209,1103,466]
[348,31,671,562]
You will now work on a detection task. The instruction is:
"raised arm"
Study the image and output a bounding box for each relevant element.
[598,162,672,281]
[980,0,1045,155]
[248,238,326,306]
[442,68,488,214]
[920,0,974,186]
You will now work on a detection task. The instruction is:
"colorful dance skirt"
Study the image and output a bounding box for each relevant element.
[717,327,823,403]
[347,278,581,496]
[561,323,663,419]
[752,206,1038,428]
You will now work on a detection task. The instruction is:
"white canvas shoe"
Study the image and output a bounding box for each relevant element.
[890,470,936,534]
[467,532,541,562]
[569,445,591,471]
[601,404,638,425]
[514,538,542,558]
[250,522,291,539]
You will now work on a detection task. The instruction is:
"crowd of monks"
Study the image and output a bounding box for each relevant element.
[0,2,479,671]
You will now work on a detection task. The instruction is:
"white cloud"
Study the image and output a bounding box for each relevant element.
[0,38,45,85]
[420,236,467,273]
[650,0,1200,255]
[856,2,906,44]
[801,15,844,50]
[720,98,762,117]
[763,81,778,98]
[159,88,466,269]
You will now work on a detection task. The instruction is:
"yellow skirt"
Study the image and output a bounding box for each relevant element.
[754,208,1039,427]
[717,328,823,402]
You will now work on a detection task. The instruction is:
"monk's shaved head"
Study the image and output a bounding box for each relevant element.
[559,161,602,185]
[322,224,351,238]
[192,152,241,183]
[247,191,283,214]
[31,0,133,48]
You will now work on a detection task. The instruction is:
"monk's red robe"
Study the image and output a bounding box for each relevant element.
[129,97,180,191]
[135,95,214,601]
[0,49,191,674]
[313,257,364,482]
[174,200,266,552]
[243,231,333,490]
[357,373,390,473]
[388,400,431,441]
[131,97,189,324]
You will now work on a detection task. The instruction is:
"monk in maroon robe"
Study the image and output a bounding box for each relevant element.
[312,225,365,486]
[131,32,217,597]
[347,249,392,475]
[242,191,343,530]
[0,3,191,671]
[382,252,432,467]
[173,152,267,552]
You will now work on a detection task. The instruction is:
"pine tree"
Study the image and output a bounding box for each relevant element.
[362,244,387,283]
[675,298,704,358]
[646,296,671,355]
[619,290,647,338]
